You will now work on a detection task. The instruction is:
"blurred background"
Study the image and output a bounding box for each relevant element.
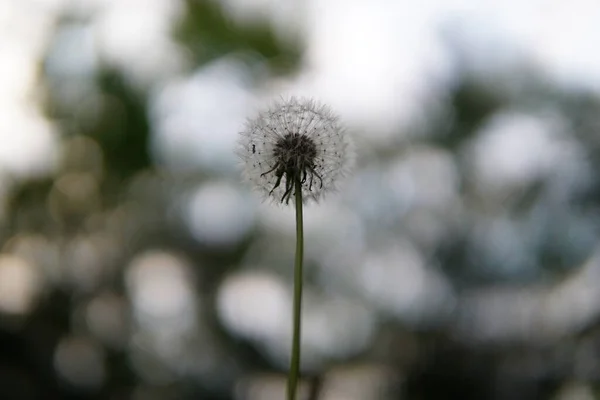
[2,0,600,399]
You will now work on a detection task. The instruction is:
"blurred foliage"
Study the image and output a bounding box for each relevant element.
[174,0,303,74]
[440,80,504,150]
[43,66,151,182]
[87,70,152,181]
[2,1,600,400]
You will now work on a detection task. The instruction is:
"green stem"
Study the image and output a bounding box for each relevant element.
[287,176,304,400]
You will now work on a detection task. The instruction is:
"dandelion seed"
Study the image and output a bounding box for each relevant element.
[238,97,353,204]
[236,96,353,400]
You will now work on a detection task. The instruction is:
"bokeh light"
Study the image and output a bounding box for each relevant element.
[0,255,42,316]
[1,0,600,399]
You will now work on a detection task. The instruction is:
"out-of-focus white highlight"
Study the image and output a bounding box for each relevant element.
[126,251,202,381]
[469,215,535,277]
[238,364,393,400]
[258,199,361,239]
[45,24,97,80]
[126,251,197,331]
[151,58,253,172]
[358,241,454,325]
[554,382,595,400]
[0,255,42,316]
[0,2,58,180]
[217,271,376,368]
[387,146,461,248]
[86,293,129,348]
[63,234,114,292]
[319,364,393,400]
[4,234,62,285]
[217,271,290,342]
[93,0,184,86]
[300,0,454,142]
[467,112,583,194]
[0,107,57,179]
[300,295,375,362]
[186,182,256,247]
[542,251,600,339]
[237,373,310,400]
[456,249,600,344]
[388,146,459,211]
[54,336,106,389]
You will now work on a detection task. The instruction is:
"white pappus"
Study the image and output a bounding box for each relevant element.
[237,97,353,204]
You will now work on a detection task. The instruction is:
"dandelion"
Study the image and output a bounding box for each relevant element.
[238,97,352,204]
[237,97,353,400]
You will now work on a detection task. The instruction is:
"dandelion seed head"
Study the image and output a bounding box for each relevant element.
[238,97,353,204]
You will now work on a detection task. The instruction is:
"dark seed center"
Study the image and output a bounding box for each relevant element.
[260,132,322,204]
[273,133,317,171]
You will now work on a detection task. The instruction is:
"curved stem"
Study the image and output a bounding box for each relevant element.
[287,176,304,400]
